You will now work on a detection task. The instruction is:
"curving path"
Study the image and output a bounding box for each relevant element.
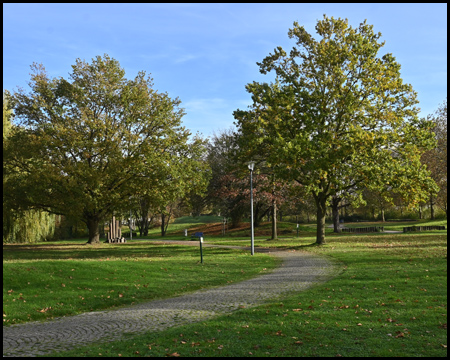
[3,244,338,357]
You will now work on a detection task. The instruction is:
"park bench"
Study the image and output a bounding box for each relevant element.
[403,225,446,233]
[341,226,384,233]
[191,232,204,240]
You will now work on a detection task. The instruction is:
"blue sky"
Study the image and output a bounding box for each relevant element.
[3,3,447,138]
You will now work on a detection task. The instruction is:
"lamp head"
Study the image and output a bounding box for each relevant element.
[247,161,255,171]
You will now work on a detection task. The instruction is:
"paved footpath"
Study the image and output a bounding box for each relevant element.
[3,244,338,357]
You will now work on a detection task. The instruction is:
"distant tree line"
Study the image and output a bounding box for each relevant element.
[3,17,447,245]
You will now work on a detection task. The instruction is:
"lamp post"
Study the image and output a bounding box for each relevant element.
[248,161,255,255]
[129,196,133,242]
[129,209,132,241]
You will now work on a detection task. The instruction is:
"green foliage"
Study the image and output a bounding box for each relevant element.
[3,91,13,140]
[421,98,447,215]
[234,16,438,245]
[3,91,56,243]
[3,209,55,244]
[4,55,209,244]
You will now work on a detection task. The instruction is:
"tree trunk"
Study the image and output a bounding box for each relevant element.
[86,216,100,244]
[160,209,172,237]
[164,210,172,235]
[136,197,152,236]
[230,207,243,228]
[271,198,277,240]
[430,194,435,220]
[160,213,166,237]
[140,216,151,236]
[331,195,341,233]
[314,195,327,245]
[254,204,260,227]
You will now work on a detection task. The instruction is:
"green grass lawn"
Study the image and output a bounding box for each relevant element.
[3,218,447,357]
[135,216,447,240]
[3,241,279,325]
[130,215,224,240]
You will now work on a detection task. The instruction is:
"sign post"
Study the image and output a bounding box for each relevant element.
[199,237,203,264]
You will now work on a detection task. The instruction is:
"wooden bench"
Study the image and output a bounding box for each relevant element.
[191,232,204,240]
[341,226,384,233]
[403,225,446,232]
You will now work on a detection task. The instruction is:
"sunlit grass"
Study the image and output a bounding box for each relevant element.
[3,242,279,325]
[43,223,446,357]
[4,218,446,357]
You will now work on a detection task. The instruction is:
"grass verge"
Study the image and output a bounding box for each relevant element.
[42,230,446,357]
[3,241,279,325]
[137,217,447,240]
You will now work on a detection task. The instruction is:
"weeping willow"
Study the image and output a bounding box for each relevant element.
[3,92,56,243]
[3,210,56,244]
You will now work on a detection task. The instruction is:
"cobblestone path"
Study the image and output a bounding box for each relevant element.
[3,245,338,357]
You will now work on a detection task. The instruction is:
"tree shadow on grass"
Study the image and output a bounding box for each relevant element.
[3,242,241,261]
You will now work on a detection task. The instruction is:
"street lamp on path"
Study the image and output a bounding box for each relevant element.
[248,161,255,255]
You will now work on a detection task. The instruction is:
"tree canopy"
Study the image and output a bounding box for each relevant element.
[234,16,438,244]
[4,54,209,243]
[421,98,447,216]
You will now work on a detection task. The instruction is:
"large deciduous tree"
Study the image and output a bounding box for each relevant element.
[4,54,208,244]
[234,16,437,245]
[421,99,447,217]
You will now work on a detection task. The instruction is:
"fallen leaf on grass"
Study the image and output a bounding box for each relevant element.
[37,307,52,313]
[167,352,180,357]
